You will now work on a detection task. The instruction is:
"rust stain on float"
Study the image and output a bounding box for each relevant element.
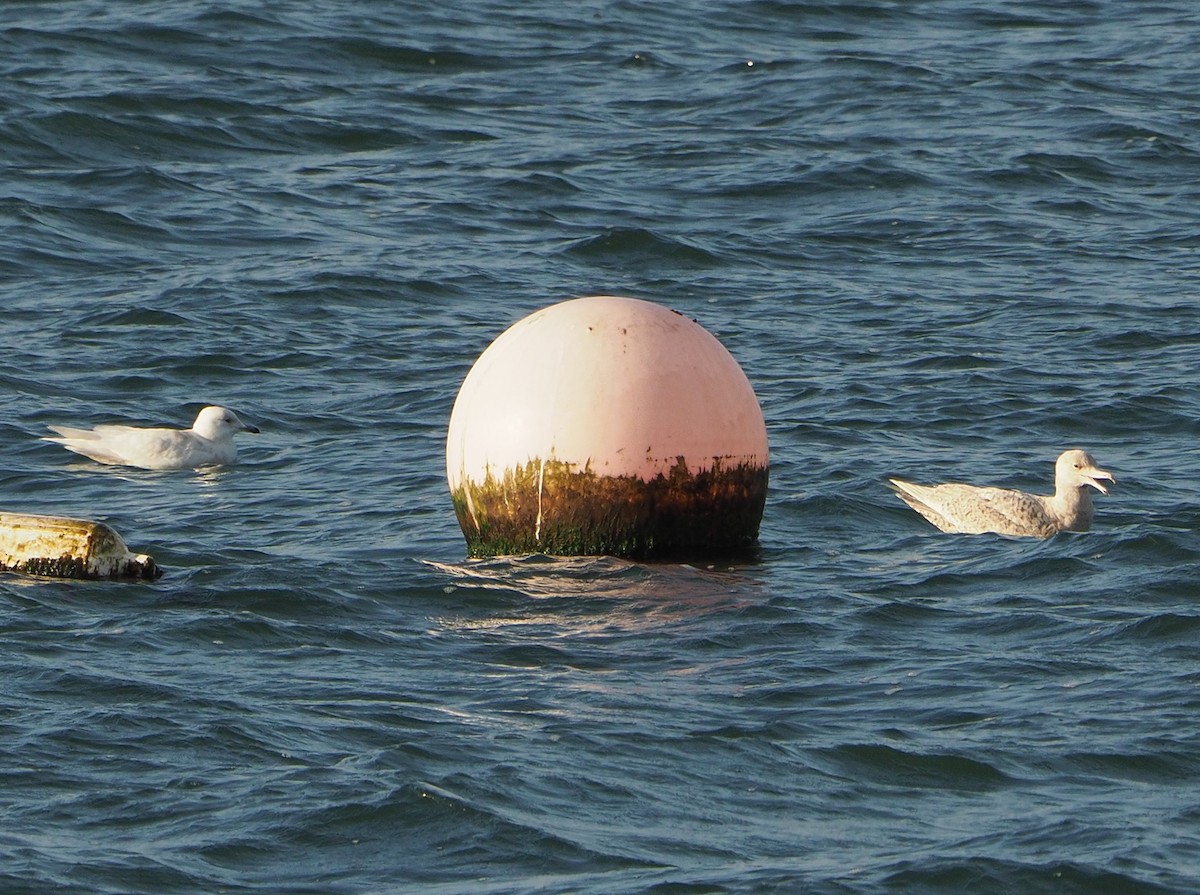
[451,456,769,560]
[0,512,162,581]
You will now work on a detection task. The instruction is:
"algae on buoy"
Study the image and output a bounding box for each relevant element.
[446,296,769,559]
[0,512,161,580]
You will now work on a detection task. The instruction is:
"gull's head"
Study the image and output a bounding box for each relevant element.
[192,405,260,441]
[1056,449,1114,495]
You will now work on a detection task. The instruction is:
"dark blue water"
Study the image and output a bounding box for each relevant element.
[3,2,1200,892]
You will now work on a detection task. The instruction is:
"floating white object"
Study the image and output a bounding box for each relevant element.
[890,449,1115,538]
[446,296,769,558]
[44,405,259,470]
[0,512,161,580]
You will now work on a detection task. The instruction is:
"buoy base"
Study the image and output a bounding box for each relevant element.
[451,457,768,560]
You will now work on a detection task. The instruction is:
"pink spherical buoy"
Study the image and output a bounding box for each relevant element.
[446,296,769,559]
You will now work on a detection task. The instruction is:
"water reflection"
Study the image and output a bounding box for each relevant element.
[421,554,766,635]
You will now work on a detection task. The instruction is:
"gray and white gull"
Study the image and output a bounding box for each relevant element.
[890,449,1114,538]
[44,405,259,470]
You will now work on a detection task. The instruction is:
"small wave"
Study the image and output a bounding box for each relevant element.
[989,151,1122,188]
[75,306,193,328]
[1107,612,1200,644]
[559,227,727,268]
[320,37,506,73]
[1055,748,1195,786]
[899,353,1005,372]
[815,742,1012,792]
[307,780,658,873]
[882,856,1188,895]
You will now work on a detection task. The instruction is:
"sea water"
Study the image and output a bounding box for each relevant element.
[2,2,1199,892]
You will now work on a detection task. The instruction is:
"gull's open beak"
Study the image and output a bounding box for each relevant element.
[1084,467,1115,495]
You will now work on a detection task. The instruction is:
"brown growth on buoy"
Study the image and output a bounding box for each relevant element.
[451,456,768,559]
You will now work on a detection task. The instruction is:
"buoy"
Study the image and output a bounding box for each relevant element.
[446,296,769,559]
[0,512,161,581]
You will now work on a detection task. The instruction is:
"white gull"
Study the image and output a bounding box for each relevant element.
[890,449,1114,538]
[45,405,260,470]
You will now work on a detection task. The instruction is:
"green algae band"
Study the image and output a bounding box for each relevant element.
[452,457,768,559]
[446,296,769,560]
[0,512,162,581]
